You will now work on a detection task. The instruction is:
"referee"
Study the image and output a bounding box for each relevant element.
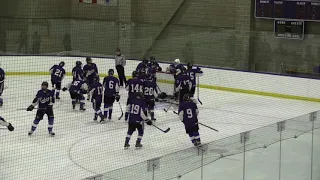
[115,48,127,87]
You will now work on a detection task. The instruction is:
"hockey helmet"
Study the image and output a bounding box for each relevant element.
[150,56,155,61]
[41,81,49,90]
[108,69,114,76]
[59,61,65,67]
[187,62,193,70]
[86,57,92,63]
[76,61,82,67]
[158,92,167,99]
[183,93,191,102]
[174,59,180,64]
[132,71,138,78]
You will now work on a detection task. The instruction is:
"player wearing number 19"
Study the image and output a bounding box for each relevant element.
[49,61,66,99]
[178,93,201,146]
[125,71,144,121]
[88,76,105,122]
[103,69,120,120]
[124,92,152,149]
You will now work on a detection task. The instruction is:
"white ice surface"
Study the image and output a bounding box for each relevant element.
[1,76,320,180]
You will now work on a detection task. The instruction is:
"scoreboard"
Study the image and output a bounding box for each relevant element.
[274,20,304,39]
[255,0,320,21]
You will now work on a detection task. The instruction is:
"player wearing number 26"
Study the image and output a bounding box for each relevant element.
[178,94,201,146]
[49,61,66,99]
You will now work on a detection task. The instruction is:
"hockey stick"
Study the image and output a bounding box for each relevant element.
[17,108,47,111]
[173,111,178,115]
[197,77,203,105]
[164,99,175,112]
[199,122,218,132]
[152,124,170,133]
[117,102,124,120]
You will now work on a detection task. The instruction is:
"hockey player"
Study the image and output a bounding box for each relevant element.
[148,56,162,80]
[88,76,104,122]
[103,69,120,120]
[124,92,152,149]
[0,67,5,106]
[175,67,192,103]
[125,71,144,121]
[186,63,203,97]
[72,61,84,81]
[49,61,66,99]
[27,82,55,136]
[178,93,201,146]
[169,59,185,79]
[62,79,88,110]
[136,59,149,73]
[83,57,99,100]
[0,117,14,131]
[143,74,159,120]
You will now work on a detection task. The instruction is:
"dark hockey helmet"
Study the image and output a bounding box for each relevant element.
[93,75,100,82]
[187,62,193,70]
[41,81,49,90]
[59,61,65,67]
[183,93,191,102]
[158,92,167,99]
[142,59,148,65]
[134,92,145,100]
[76,61,82,67]
[181,67,187,74]
[86,57,92,63]
[108,69,114,76]
[132,71,138,78]
[150,56,155,61]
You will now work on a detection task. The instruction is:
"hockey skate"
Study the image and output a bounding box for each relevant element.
[72,104,75,110]
[80,107,86,111]
[93,115,98,121]
[56,96,60,100]
[28,131,33,136]
[100,115,105,123]
[135,141,143,149]
[49,132,55,136]
[124,143,130,149]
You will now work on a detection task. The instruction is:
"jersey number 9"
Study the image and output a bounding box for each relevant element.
[186,108,193,118]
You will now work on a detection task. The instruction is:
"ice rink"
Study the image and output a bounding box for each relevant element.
[1,75,320,180]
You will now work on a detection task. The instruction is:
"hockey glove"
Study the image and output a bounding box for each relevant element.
[7,123,14,131]
[115,94,120,102]
[62,87,68,91]
[27,105,34,111]
[145,119,152,126]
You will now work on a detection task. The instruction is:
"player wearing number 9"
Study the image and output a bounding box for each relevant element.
[103,69,120,120]
[49,61,66,99]
[178,93,201,147]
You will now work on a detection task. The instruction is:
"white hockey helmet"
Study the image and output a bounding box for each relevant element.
[174,59,180,64]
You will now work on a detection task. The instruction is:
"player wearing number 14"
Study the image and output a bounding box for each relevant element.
[49,61,66,99]
[178,94,201,146]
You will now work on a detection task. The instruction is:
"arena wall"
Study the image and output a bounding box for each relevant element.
[1,56,320,102]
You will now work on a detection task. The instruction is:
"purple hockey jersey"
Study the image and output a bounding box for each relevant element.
[175,74,192,91]
[83,63,98,79]
[72,66,84,81]
[50,65,66,83]
[143,79,158,99]
[32,89,55,109]
[89,81,103,102]
[128,98,148,124]
[187,68,203,87]
[103,76,120,97]
[178,101,199,128]
[126,78,144,98]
